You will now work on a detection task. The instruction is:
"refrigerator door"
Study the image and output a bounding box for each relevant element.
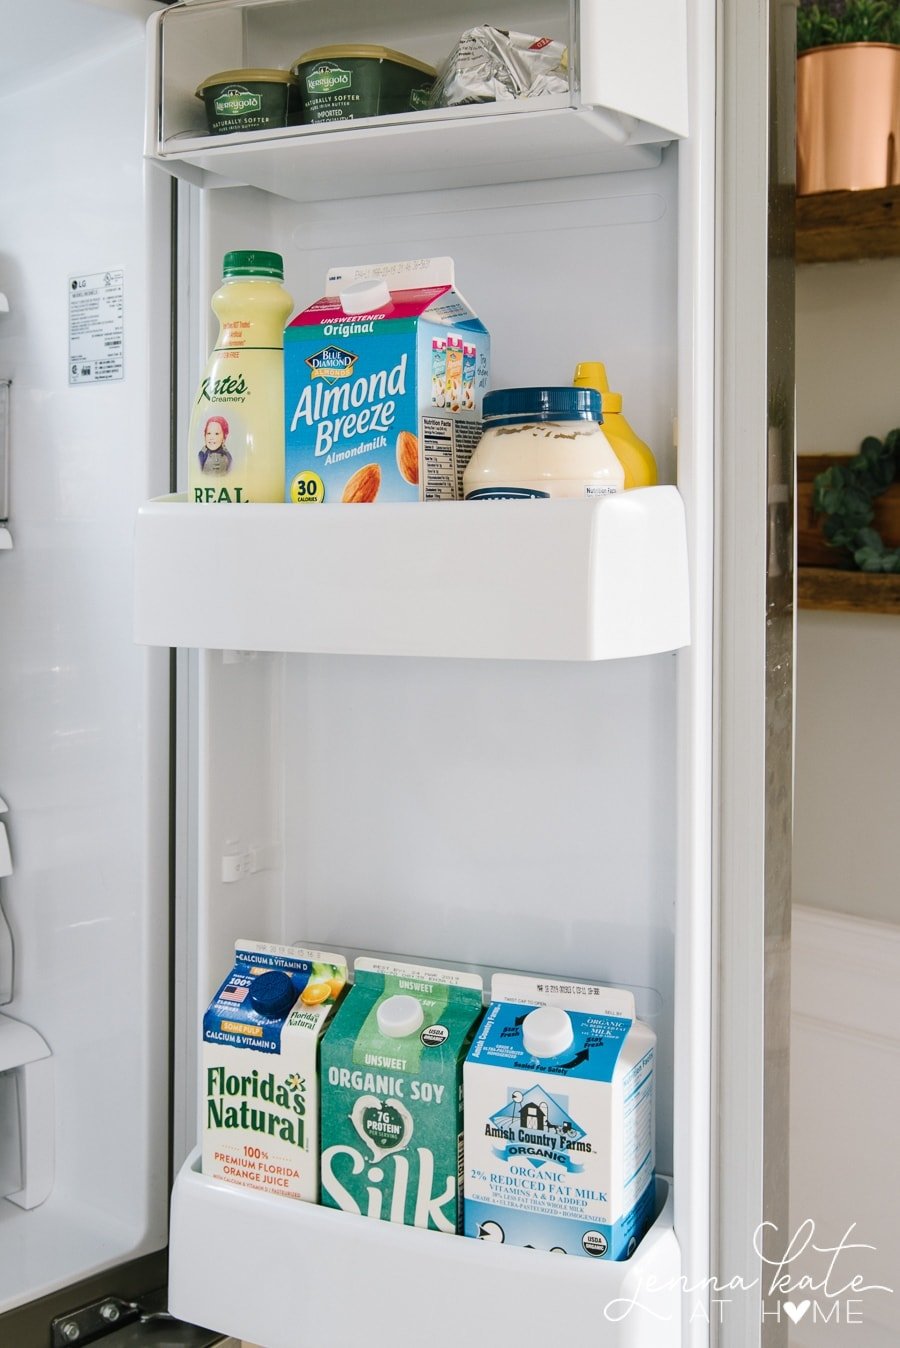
[0,0,174,1335]
[146,3,704,1346]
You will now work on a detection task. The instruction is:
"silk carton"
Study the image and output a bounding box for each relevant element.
[284,258,489,503]
[320,958,484,1230]
[202,940,347,1201]
[464,974,656,1258]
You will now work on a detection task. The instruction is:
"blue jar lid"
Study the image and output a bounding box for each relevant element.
[482,387,602,427]
[249,969,297,1020]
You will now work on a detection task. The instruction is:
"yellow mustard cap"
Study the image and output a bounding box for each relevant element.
[573,361,623,413]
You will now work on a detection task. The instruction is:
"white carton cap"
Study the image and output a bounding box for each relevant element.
[376,994,425,1039]
[340,277,392,315]
[522,1005,574,1059]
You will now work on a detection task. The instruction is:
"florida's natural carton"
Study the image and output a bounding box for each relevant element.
[464,974,656,1259]
[320,958,484,1230]
[284,257,489,503]
[202,940,347,1201]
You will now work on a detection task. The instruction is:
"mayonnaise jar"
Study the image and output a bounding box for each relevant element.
[462,387,625,500]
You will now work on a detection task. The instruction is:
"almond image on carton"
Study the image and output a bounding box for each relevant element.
[320,958,484,1231]
[202,940,347,1201]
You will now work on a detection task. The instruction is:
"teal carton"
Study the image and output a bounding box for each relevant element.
[202,941,347,1201]
[320,958,484,1230]
[464,974,656,1258]
[284,258,489,503]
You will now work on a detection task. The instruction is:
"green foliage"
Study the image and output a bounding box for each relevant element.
[812,428,900,571]
[798,0,900,52]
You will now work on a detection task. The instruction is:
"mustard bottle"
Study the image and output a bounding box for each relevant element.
[573,362,658,488]
[189,250,293,503]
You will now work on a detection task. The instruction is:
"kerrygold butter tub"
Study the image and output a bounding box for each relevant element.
[196,69,300,136]
[291,45,436,124]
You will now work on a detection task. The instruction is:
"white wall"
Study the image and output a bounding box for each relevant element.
[793,258,900,927]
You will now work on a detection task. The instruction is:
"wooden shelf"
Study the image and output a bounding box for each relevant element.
[797,456,900,612]
[799,566,900,613]
[797,185,900,263]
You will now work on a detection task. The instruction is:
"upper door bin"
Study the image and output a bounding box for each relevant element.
[146,0,689,202]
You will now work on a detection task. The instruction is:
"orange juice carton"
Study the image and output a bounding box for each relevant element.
[464,974,656,1258]
[202,940,347,1200]
[284,257,489,503]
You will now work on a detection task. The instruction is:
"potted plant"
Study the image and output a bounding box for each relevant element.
[797,0,900,194]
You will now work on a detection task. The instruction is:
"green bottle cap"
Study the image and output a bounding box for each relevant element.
[222,250,284,279]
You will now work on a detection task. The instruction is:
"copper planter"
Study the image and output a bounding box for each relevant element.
[797,42,900,194]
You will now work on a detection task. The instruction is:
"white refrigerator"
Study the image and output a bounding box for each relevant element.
[0,1,794,1346]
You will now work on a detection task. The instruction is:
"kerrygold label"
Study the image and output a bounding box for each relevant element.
[214,86,263,118]
[306,63,352,96]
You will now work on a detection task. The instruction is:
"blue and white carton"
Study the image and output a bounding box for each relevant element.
[284,257,489,503]
[463,974,656,1259]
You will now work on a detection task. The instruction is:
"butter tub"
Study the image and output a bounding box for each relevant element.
[196,69,300,136]
[291,45,436,125]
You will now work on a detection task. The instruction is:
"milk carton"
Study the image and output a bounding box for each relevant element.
[320,958,484,1231]
[464,974,656,1258]
[284,258,489,503]
[202,940,347,1201]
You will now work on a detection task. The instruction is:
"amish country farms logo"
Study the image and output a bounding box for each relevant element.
[486,1085,592,1173]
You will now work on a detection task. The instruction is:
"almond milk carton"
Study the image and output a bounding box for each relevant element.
[464,974,656,1258]
[320,958,484,1230]
[284,258,489,503]
[202,940,347,1201]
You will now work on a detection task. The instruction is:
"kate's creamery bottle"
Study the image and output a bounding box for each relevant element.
[189,251,293,503]
[573,361,658,489]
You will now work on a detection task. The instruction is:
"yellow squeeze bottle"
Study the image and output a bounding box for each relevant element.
[189,250,293,503]
[573,361,657,488]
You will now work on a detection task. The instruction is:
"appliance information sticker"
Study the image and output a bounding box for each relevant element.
[68,270,124,384]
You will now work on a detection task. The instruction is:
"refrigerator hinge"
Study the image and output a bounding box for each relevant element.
[52,1296,141,1345]
[50,1288,223,1342]
[51,1293,220,1346]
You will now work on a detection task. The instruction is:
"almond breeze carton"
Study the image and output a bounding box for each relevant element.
[320,958,484,1231]
[203,941,347,1201]
[464,974,656,1259]
[284,258,489,504]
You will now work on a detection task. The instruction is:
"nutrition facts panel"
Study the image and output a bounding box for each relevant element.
[68,269,124,384]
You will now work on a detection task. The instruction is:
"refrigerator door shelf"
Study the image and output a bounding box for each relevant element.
[147,1,688,202]
[134,488,690,661]
[169,1153,680,1348]
[155,105,664,204]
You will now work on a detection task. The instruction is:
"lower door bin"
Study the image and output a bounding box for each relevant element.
[168,1151,681,1348]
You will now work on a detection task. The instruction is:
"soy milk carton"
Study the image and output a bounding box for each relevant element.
[320,958,484,1230]
[202,941,347,1200]
[464,974,656,1259]
[284,258,489,503]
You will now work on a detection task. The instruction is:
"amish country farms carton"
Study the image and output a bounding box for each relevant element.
[284,257,489,503]
[464,974,656,1258]
[320,958,484,1230]
[202,941,347,1200]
